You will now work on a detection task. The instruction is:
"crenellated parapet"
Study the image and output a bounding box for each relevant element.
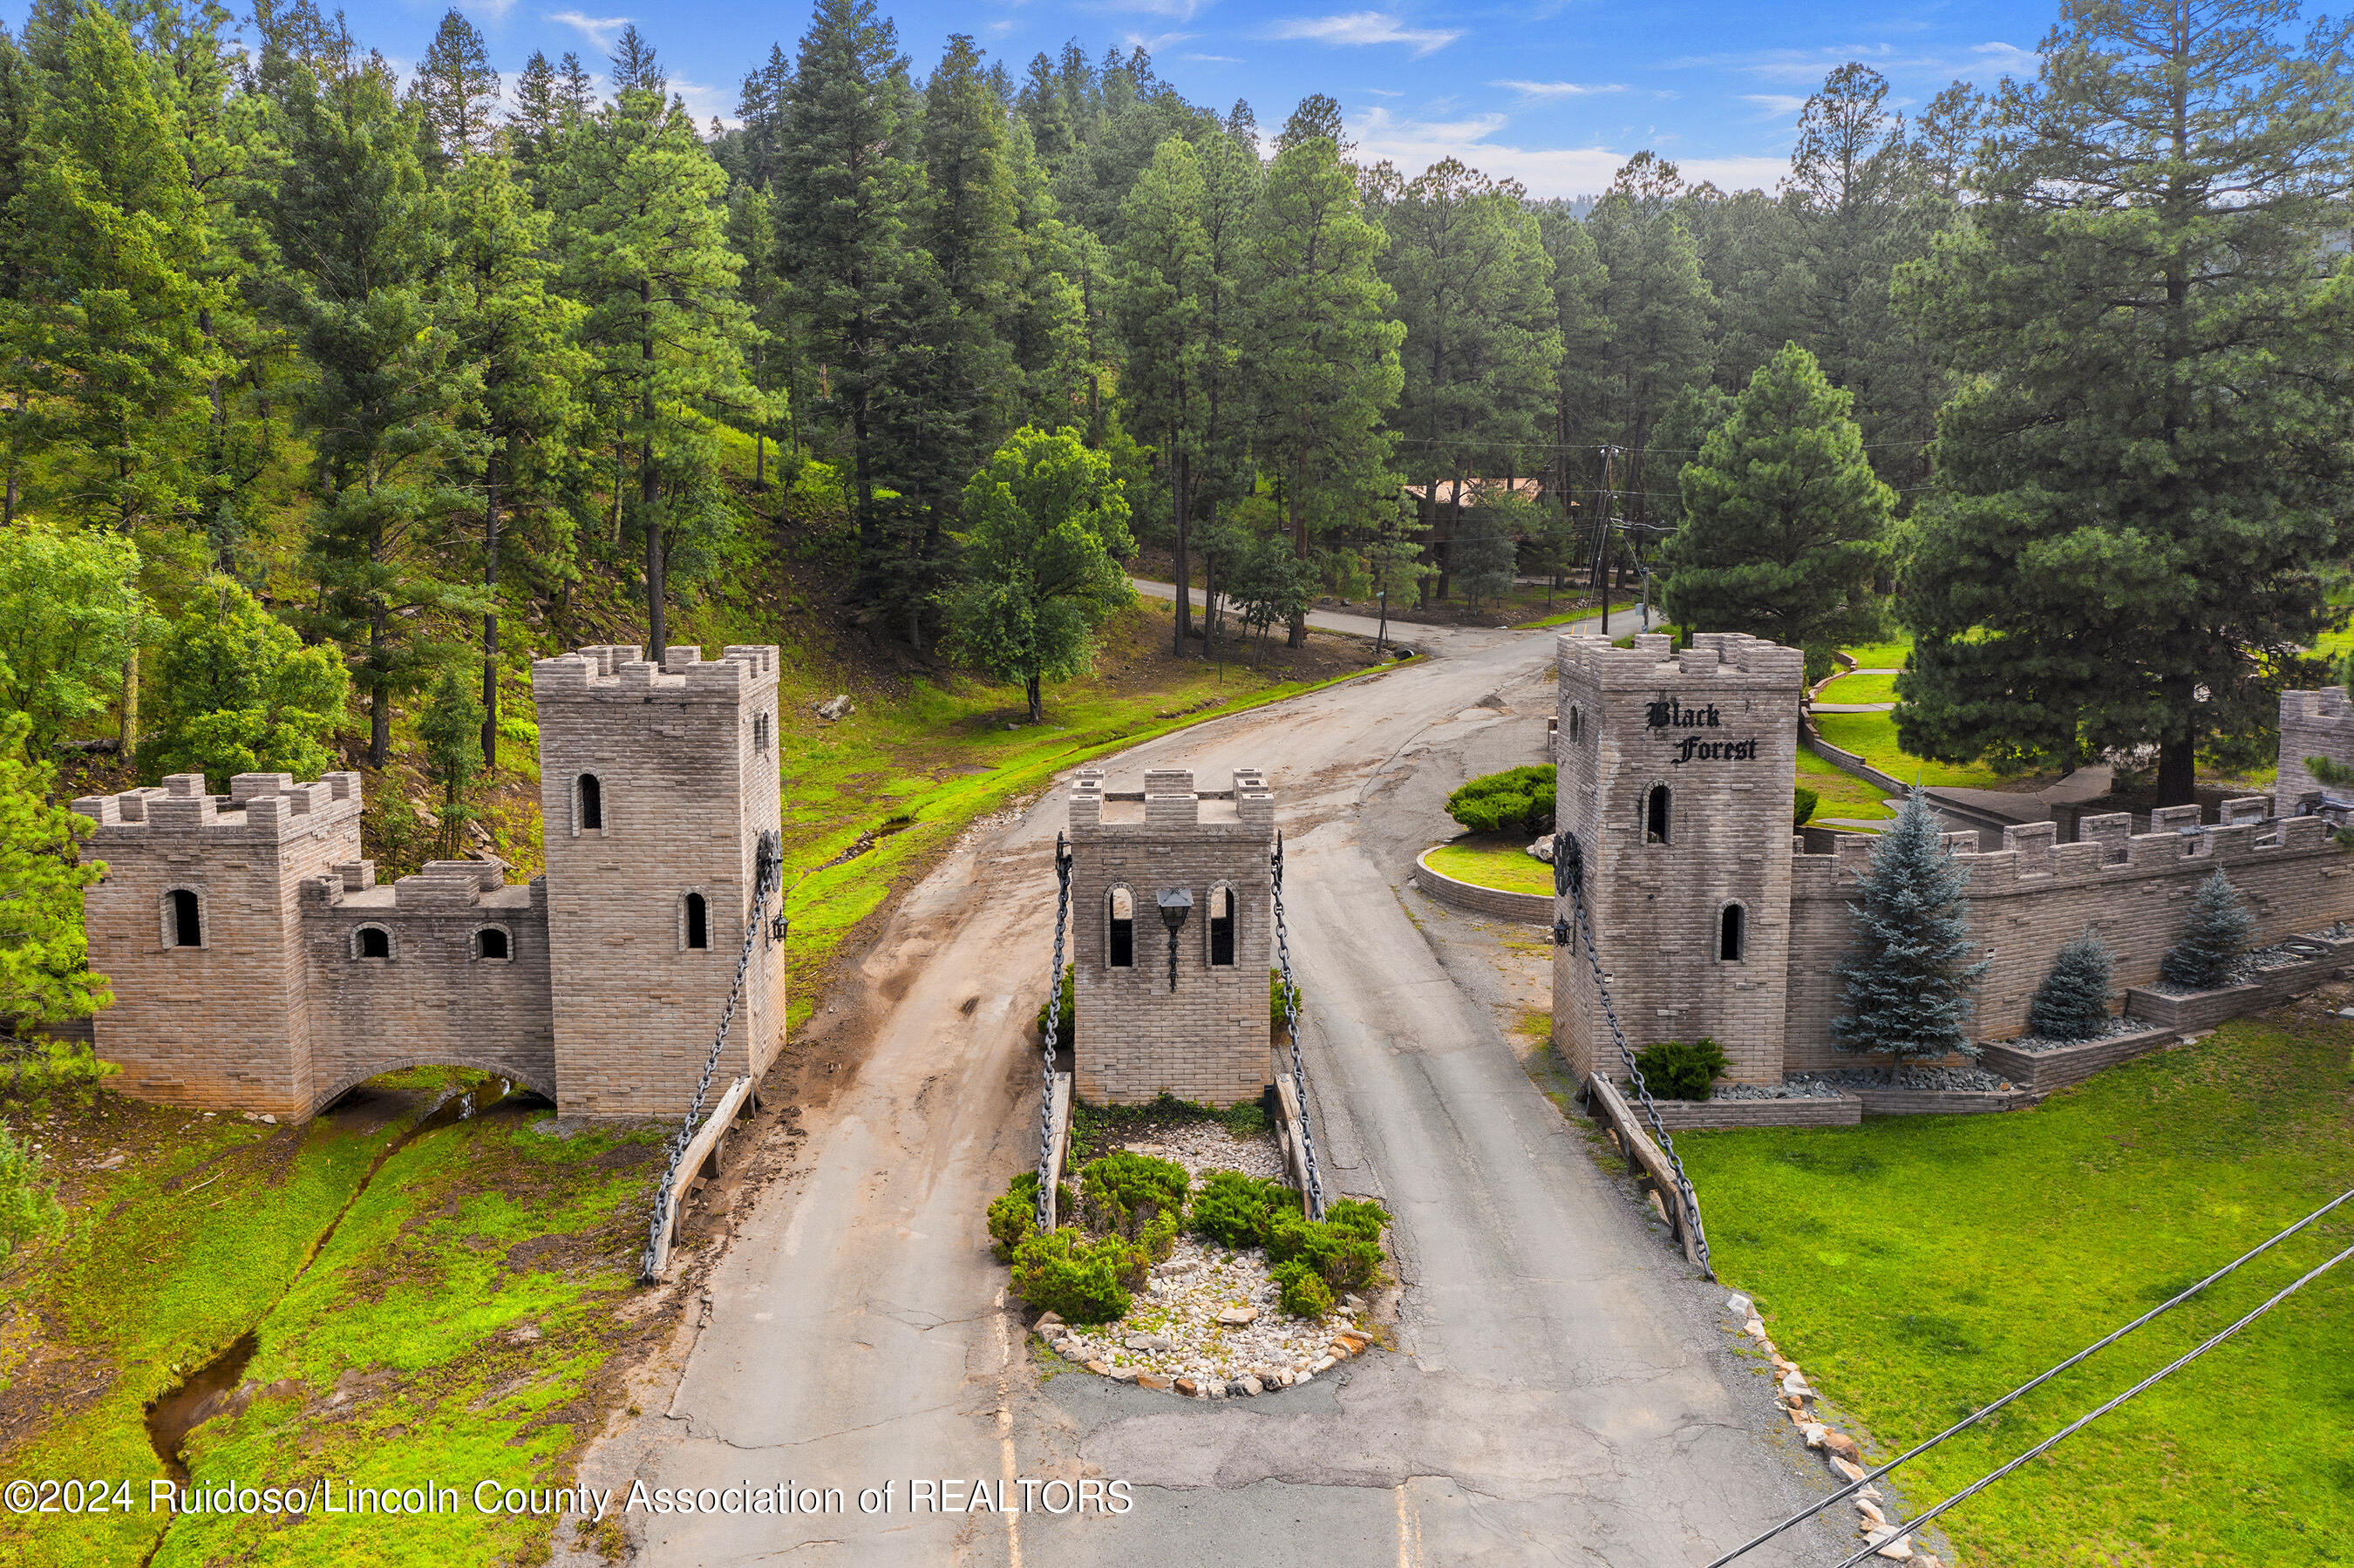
[2277,686,2354,819]
[73,770,363,842]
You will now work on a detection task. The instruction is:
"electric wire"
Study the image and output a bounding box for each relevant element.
[1827,1237,2354,1568]
[1703,1186,2354,1567]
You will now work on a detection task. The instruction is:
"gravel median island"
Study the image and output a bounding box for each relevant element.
[1031,1121,1377,1397]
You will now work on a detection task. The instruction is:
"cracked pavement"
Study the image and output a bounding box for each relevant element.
[583,610,1855,1565]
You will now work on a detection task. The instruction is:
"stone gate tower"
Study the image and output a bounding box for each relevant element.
[1066,766,1275,1106]
[1553,631,1805,1085]
[531,644,786,1117]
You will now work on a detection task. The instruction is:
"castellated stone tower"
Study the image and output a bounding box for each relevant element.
[76,771,364,1117]
[1066,766,1275,1107]
[1553,631,1806,1086]
[531,644,786,1118]
[2276,686,2354,820]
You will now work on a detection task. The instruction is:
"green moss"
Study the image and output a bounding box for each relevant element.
[1678,1019,2354,1566]
[1423,837,1556,895]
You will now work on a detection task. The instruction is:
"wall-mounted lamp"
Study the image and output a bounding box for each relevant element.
[1155,888,1193,992]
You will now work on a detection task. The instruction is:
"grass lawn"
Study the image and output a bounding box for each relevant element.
[1424,835,1557,895]
[1798,744,1897,821]
[1818,671,1899,706]
[1841,634,1915,669]
[1677,1016,2354,1567]
[1511,599,1642,630]
[1813,711,2013,791]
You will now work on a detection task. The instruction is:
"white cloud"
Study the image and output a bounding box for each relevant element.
[1181,53,1242,63]
[1970,41,2039,77]
[671,77,738,129]
[1123,30,1196,52]
[547,10,630,50]
[1493,80,1626,99]
[1100,0,1209,19]
[1740,93,1809,116]
[1269,12,1461,57]
[1348,105,1789,198]
[472,0,518,18]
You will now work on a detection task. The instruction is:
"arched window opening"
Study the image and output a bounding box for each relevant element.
[1208,885,1235,967]
[1645,784,1671,845]
[357,927,391,960]
[684,893,709,950]
[1107,886,1135,968]
[578,773,603,832]
[167,889,201,947]
[1719,904,1745,963]
[754,712,771,752]
[1568,706,1582,743]
[478,927,509,960]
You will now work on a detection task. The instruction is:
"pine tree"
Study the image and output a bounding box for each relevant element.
[16,3,223,533]
[1833,789,1990,1067]
[418,662,484,859]
[779,0,917,600]
[2028,927,2115,1042]
[411,8,500,171]
[0,710,108,1026]
[550,27,752,659]
[1586,156,1716,526]
[1112,137,1208,650]
[443,150,587,766]
[2160,868,2255,991]
[734,44,794,193]
[507,51,561,197]
[555,51,595,119]
[1897,1,2354,801]
[149,575,349,789]
[1248,133,1403,646]
[1376,159,1561,603]
[1658,342,1894,657]
[266,59,477,766]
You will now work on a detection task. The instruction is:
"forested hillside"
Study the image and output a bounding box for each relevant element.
[0,0,2348,1041]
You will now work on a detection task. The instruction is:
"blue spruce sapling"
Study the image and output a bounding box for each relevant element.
[2026,927,2113,1042]
[2160,868,2255,991]
[1832,789,1990,1070]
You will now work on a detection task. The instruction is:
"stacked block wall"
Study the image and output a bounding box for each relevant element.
[73,772,362,1117]
[302,859,557,1103]
[531,644,786,1117]
[1782,811,2354,1069]
[1068,767,1274,1106]
[1553,632,1806,1085]
[2276,687,2354,818]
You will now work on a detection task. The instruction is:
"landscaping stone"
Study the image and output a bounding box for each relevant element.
[1866,1526,1914,1560]
[1725,1291,1753,1318]
[1034,1312,1063,1332]
[1216,1306,1260,1327]
[1856,1498,1885,1525]
[1830,1457,1867,1483]
[1174,1377,1198,1397]
[1821,1430,1861,1463]
[1239,1376,1262,1395]
[1135,1373,1170,1391]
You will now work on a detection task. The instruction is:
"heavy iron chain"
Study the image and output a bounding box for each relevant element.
[1553,831,1711,1274]
[641,830,784,1281]
[1270,832,1327,1220]
[1036,834,1074,1231]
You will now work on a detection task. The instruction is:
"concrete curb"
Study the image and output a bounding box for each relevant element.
[1411,846,1555,924]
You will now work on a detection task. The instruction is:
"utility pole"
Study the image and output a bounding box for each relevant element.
[1595,445,1618,636]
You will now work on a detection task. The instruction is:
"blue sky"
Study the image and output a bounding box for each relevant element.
[353,0,2059,197]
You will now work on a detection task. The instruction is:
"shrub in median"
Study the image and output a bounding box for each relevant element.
[1445,765,1557,837]
[1191,1170,1292,1249]
[1078,1150,1189,1239]
[1266,1205,1387,1294]
[1009,1228,1137,1324]
[1270,1257,1334,1319]
[1034,963,1078,1053]
[1633,1037,1729,1101]
[987,1169,1076,1261]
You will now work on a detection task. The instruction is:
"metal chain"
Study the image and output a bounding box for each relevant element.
[1553,832,1711,1273]
[1036,834,1074,1230]
[1270,832,1326,1219]
[642,831,784,1280]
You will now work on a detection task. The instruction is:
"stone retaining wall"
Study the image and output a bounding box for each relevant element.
[1852,1086,2040,1115]
[2119,940,2354,1031]
[1644,1094,1862,1131]
[1977,1025,2179,1097]
[1412,849,1554,924]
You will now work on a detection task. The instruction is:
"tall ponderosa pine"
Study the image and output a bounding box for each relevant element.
[551,27,753,658]
[1586,155,1716,525]
[411,8,500,170]
[2028,927,2114,1042]
[2160,868,2255,990]
[1658,342,1893,659]
[444,151,586,764]
[1112,137,1208,650]
[269,60,478,766]
[1897,0,2354,799]
[1833,789,1990,1065]
[779,0,916,601]
[1248,133,1403,646]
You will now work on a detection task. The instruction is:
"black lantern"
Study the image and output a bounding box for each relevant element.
[1155,888,1192,991]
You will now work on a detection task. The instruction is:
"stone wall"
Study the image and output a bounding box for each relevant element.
[302,860,558,1103]
[1553,631,1807,1085]
[1412,850,1553,923]
[533,644,787,1118]
[1069,767,1274,1107]
[1783,811,2354,1070]
[76,772,363,1117]
[2276,686,2354,818]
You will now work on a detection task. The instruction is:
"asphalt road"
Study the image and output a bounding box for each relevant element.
[587,608,1853,1567]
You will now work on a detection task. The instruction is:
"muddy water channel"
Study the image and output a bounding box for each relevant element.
[139,1077,537,1488]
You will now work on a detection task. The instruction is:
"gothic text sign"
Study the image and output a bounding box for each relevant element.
[1646,697,1760,766]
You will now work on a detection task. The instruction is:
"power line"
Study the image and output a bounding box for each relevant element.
[1704,1187,2354,1568]
[1827,1236,2354,1568]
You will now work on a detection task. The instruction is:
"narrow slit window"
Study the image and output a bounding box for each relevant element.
[753,712,770,752]
[1209,886,1235,967]
[1645,784,1671,845]
[1108,887,1134,968]
[168,889,201,947]
[358,927,391,959]
[1719,904,1745,963]
[478,927,509,960]
[578,773,603,832]
[684,893,709,950]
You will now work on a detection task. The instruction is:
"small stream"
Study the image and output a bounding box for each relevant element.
[140,1077,534,1490]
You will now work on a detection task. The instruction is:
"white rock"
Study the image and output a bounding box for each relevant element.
[1855,1498,1885,1525]
[1311,1355,1335,1373]
[1240,1376,1262,1395]
[1865,1528,1913,1560]
[1725,1292,1753,1319]
[815,694,854,721]
[1800,1423,1828,1449]
[1779,1368,1812,1400]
